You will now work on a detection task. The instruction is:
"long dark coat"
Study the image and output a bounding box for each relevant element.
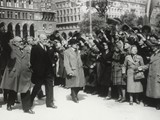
[30,44,54,85]
[1,44,32,93]
[64,48,86,88]
[123,55,144,93]
[97,51,112,86]
[146,51,160,98]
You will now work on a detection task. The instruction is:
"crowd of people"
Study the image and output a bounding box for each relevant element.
[0,20,160,114]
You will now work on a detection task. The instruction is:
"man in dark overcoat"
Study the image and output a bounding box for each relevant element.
[30,33,57,108]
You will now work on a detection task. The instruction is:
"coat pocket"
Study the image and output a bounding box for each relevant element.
[8,68,16,78]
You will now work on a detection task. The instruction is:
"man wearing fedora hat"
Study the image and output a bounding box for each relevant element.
[64,38,86,103]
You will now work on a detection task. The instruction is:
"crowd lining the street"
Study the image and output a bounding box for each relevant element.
[1,20,160,114]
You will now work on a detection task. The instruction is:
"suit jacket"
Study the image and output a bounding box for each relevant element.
[30,43,53,84]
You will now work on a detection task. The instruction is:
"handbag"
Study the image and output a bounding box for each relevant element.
[134,71,145,80]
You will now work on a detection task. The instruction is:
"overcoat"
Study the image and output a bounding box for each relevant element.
[123,55,144,93]
[97,51,112,86]
[146,51,160,98]
[18,45,32,93]
[1,44,32,93]
[64,48,86,88]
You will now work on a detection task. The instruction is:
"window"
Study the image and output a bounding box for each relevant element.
[71,9,73,14]
[15,12,18,19]
[60,17,63,22]
[78,8,80,13]
[78,15,80,20]
[10,11,13,18]
[29,13,33,19]
[67,16,69,22]
[18,12,20,19]
[60,10,62,15]
[0,0,4,6]
[64,17,66,22]
[67,9,69,14]
[29,0,33,9]
[6,0,11,7]
[71,16,73,21]
[23,12,25,19]
[25,13,28,19]
[7,11,10,18]
[22,0,27,8]
[57,17,59,22]
[75,15,77,21]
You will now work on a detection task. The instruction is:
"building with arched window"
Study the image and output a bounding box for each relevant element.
[0,0,56,38]
[55,0,84,38]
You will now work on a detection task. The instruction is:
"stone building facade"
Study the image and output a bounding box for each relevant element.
[0,0,56,38]
[55,0,84,39]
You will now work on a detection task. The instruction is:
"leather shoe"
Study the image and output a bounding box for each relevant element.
[119,99,126,103]
[15,100,20,104]
[7,106,12,111]
[70,94,78,103]
[156,104,160,110]
[24,109,35,114]
[115,97,122,102]
[105,96,112,100]
[129,101,133,105]
[37,95,46,100]
[135,99,140,104]
[47,104,57,109]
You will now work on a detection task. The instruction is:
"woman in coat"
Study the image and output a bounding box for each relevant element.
[1,36,34,114]
[96,42,112,97]
[64,39,86,103]
[111,39,126,102]
[123,45,144,105]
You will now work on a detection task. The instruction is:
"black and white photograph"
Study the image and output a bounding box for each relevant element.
[0,0,160,120]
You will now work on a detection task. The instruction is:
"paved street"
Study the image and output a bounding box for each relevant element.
[0,86,160,120]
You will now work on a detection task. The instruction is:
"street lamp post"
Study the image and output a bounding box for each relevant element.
[89,0,92,36]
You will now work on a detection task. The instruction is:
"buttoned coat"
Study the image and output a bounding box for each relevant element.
[64,48,86,88]
[1,44,32,93]
[123,55,144,93]
[146,51,160,98]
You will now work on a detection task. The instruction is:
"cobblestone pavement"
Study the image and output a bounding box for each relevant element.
[0,86,160,120]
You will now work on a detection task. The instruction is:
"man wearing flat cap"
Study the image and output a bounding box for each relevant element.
[64,39,86,103]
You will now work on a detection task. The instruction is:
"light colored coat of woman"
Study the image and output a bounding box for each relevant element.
[123,54,144,93]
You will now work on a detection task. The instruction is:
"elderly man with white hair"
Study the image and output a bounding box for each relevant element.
[30,33,57,109]
[1,36,35,114]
